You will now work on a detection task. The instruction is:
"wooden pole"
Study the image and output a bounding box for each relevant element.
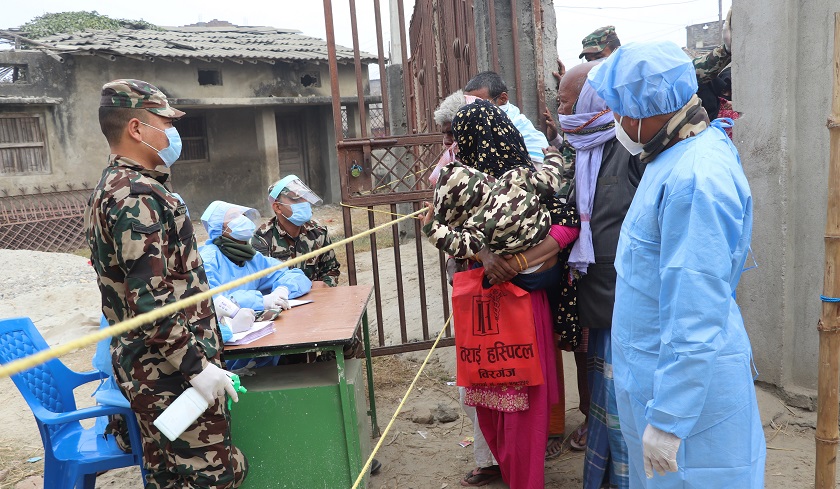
[816,12,840,489]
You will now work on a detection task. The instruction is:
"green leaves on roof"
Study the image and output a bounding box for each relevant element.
[20,11,160,39]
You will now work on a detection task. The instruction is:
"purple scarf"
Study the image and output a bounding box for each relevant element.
[559,83,616,274]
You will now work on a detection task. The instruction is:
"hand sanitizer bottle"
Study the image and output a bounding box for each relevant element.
[153,388,209,441]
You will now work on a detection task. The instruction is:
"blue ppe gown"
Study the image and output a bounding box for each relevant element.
[200,243,311,369]
[199,242,311,310]
[611,121,766,488]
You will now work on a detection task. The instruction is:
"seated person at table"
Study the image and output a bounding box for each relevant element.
[421,152,577,283]
[199,200,312,369]
[252,175,340,288]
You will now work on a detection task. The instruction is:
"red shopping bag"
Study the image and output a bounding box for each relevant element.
[453,267,544,387]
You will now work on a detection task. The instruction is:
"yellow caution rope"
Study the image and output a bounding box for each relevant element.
[0,208,425,379]
[339,202,424,220]
[350,314,452,489]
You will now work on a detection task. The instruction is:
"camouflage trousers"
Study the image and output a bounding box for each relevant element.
[116,372,248,489]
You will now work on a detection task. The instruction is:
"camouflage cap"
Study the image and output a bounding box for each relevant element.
[579,26,619,59]
[100,79,185,118]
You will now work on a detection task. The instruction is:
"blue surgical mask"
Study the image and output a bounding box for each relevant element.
[140,122,182,167]
[225,215,256,241]
[284,202,312,226]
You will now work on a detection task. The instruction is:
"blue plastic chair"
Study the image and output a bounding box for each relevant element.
[0,317,145,488]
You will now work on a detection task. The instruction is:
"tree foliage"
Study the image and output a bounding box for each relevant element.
[19,11,160,39]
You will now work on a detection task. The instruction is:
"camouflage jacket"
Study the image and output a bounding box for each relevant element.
[423,150,574,259]
[85,155,220,392]
[252,217,341,287]
[693,44,731,86]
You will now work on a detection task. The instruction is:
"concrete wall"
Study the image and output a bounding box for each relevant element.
[170,107,263,217]
[0,51,104,192]
[733,0,838,407]
[473,0,559,125]
[0,52,364,209]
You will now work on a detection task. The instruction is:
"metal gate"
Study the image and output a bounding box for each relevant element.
[0,188,90,252]
[321,0,551,356]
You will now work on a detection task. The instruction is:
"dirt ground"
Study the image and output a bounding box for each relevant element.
[0,206,834,488]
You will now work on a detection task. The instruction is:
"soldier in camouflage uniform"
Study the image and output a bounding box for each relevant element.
[579,26,621,61]
[693,43,731,86]
[694,8,733,85]
[85,79,247,488]
[575,23,731,86]
[252,175,340,288]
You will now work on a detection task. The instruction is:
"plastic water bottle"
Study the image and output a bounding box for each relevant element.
[153,387,208,441]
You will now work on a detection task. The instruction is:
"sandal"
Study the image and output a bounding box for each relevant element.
[545,436,565,460]
[461,465,502,487]
[369,458,382,475]
[570,423,588,451]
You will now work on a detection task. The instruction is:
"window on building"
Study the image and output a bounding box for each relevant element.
[198,70,222,86]
[0,64,28,84]
[174,116,209,162]
[300,72,320,87]
[0,114,49,175]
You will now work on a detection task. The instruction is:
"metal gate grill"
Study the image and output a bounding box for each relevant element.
[0,189,89,252]
[323,0,549,357]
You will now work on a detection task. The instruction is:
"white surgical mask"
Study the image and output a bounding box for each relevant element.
[615,116,644,156]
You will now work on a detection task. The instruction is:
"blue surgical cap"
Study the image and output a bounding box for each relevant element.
[587,40,697,119]
[200,200,260,240]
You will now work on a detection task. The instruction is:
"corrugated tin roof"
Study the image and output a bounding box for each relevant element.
[25,26,376,63]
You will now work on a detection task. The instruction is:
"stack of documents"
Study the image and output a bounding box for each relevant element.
[225,321,275,346]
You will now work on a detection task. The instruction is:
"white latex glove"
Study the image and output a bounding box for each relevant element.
[213,296,240,319]
[263,286,290,310]
[189,363,237,404]
[642,424,681,478]
[226,308,256,334]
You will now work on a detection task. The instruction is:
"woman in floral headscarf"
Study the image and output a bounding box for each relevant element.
[446,99,580,488]
[451,99,535,177]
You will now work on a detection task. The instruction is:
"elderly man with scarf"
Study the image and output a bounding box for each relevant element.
[526,59,641,488]
[562,60,642,489]
[588,41,765,488]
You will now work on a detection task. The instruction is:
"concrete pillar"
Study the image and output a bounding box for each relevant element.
[319,105,341,204]
[344,104,370,139]
[255,107,279,214]
[386,65,407,136]
[472,0,558,127]
[383,65,415,241]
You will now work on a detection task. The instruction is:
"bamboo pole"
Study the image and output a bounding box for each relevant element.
[816,12,840,489]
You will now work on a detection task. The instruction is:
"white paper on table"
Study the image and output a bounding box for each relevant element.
[225,321,275,345]
[288,299,313,307]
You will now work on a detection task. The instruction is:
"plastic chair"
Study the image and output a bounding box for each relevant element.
[0,317,145,488]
